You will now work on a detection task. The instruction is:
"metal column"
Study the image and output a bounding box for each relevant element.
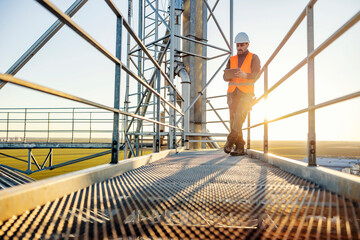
[201,0,207,149]
[183,0,207,149]
[124,0,133,159]
[136,0,144,156]
[154,0,161,152]
[264,67,269,153]
[307,5,316,166]
[111,14,122,164]
[169,0,176,149]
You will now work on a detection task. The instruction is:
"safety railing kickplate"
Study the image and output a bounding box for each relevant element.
[0,150,359,239]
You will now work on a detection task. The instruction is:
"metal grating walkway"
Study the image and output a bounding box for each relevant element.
[0,150,359,239]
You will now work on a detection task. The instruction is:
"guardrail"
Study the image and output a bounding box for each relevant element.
[207,0,360,166]
[0,0,185,172]
[0,108,115,144]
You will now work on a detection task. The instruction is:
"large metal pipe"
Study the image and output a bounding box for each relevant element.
[183,0,207,149]
[179,68,190,149]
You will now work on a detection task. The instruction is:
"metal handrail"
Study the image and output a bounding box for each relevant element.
[246,1,360,166]
[0,74,180,130]
[35,0,183,116]
[245,91,360,130]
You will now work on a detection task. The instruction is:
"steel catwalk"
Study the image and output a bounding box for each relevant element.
[0,150,359,239]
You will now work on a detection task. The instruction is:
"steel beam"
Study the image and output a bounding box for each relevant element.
[307,5,316,166]
[0,74,182,130]
[264,67,268,154]
[111,14,123,164]
[244,91,360,130]
[104,0,184,102]
[0,0,87,90]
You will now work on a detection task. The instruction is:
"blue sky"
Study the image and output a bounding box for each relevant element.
[0,0,359,141]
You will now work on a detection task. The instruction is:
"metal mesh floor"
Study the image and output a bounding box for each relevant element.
[0,150,359,239]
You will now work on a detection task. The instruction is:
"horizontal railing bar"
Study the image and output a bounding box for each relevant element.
[128,34,170,55]
[177,49,209,60]
[255,11,360,105]
[0,74,182,130]
[0,0,87,90]
[0,118,112,121]
[207,52,231,61]
[0,113,112,115]
[120,65,183,116]
[0,107,108,110]
[104,0,184,101]
[245,91,360,130]
[258,0,317,77]
[255,58,307,104]
[27,150,112,174]
[0,130,113,133]
[206,107,227,111]
[0,143,112,149]
[187,139,226,143]
[256,8,359,106]
[308,11,360,60]
[207,95,227,100]
[174,34,231,53]
[36,0,121,65]
[35,0,181,115]
[207,120,230,123]
[186,132,228,137]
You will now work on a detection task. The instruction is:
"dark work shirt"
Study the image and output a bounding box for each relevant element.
[225,50,261,80]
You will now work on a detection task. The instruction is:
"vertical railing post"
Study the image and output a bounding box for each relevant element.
[71,108,75,143]
[89,112,92,143]
[173,90,177,148]
[23,108,27,143]
[154,0,160,153]
[6,112,9,142]
[264,66,269,153]
[27,148,31,174]
[247,112,251,149]
[124,0,133,159]
[47,112,50,143]
[136,0,144,156]
[307,4,316,166]
[49,148,53,167]
[168,0,175,149]
[111,14,123,164]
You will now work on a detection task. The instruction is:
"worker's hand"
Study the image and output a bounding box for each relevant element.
[234,70,248,78]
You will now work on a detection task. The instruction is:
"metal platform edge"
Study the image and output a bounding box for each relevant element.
[246,149,360,202]
[0,147,184,222]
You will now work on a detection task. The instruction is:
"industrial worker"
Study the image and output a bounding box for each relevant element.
[223,32,261,156]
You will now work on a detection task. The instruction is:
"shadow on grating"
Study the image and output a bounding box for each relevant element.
[0,150,359,239]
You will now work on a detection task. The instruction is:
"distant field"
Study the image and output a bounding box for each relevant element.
[0,148,153,180]
[218,140,360,160]
[0,141,358,180]
[248,140,360,160]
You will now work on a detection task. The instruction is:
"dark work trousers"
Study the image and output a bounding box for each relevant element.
[227,88,253,148]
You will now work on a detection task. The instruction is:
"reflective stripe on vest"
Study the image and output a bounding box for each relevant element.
[228,52,254,93]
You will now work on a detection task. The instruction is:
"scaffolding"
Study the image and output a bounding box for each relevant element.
[0,0,359,175]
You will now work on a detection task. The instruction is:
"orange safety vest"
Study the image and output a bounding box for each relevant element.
[228,52,254,93]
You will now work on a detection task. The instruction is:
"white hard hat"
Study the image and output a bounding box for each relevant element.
[234,32,250,43]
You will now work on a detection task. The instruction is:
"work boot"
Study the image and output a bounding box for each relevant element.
[223,141,234,154]
[230,144,246,156]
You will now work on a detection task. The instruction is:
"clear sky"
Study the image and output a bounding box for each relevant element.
[0,0,359,141]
